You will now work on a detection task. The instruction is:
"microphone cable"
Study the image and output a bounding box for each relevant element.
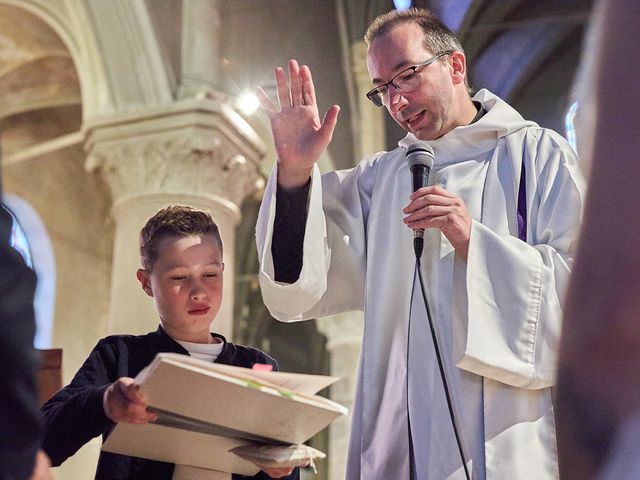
[411,245,471,480]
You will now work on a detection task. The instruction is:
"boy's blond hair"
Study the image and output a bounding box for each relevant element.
[139,205,223,271]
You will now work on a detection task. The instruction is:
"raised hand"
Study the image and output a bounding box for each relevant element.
[103,377,157,424]
[257,59,340,189]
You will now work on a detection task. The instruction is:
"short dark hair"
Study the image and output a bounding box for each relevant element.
[365,8,470,93]
[139,205,223,271]
[364,7,464,55]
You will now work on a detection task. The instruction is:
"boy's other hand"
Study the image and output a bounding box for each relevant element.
[29,450,52,480]
[256,464,295,478]
[103,377,158,424]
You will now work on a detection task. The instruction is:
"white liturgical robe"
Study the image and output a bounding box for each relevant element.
[256,89,585,479]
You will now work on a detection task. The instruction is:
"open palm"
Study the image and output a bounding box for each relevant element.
[257,59,339,189]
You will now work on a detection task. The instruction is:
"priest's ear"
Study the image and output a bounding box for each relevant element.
[449,51,467,86]
[136,269,154,297]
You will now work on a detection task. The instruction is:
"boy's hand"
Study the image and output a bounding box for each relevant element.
[256,463,296,478]
[29,450,52,480]
[103,377,157,424]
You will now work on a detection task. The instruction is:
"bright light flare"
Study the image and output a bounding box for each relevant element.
[237,92,260,115]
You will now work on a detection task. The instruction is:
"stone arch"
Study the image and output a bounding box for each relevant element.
[0,0,89,119]
[1,0,174,121]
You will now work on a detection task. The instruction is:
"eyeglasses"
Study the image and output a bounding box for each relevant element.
[365,51,453,107]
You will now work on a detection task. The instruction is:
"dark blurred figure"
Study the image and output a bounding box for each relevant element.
[0,175,49,477]
[556,0,640,479]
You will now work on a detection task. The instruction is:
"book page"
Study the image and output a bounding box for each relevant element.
[144,352,339,395]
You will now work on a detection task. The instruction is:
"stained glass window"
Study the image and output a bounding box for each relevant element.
[565,101,579,152]
[5,205,33,268]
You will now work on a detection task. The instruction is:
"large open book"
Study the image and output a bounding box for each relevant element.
[101,353,347,476]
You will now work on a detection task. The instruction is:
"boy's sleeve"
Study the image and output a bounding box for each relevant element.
[41,340,117,466]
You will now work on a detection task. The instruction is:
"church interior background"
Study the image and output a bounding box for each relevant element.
[0,0,594,478]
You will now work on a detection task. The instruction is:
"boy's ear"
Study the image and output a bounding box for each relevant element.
[136,269,154,297]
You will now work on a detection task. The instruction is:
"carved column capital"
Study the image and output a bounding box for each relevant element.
[85,99,266,219]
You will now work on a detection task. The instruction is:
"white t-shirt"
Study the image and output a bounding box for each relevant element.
[176,338,223,362]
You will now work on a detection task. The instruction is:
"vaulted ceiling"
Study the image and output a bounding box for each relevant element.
[451,0,594,131]
[417,0,593,132]
[0,4,81,158]
[0,5,80,120]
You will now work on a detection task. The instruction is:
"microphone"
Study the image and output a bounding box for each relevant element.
[406,142,435,257]
[405,141,471,479]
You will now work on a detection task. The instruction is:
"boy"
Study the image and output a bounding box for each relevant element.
[41,205,297,480]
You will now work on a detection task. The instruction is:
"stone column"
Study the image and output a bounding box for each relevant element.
[85,98,265,339]
[178,0,222,98]
[352,40,386,158]
[316,311,364,480]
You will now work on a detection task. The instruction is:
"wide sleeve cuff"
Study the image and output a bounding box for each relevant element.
[455,220,555,389]
[256,165,331,320]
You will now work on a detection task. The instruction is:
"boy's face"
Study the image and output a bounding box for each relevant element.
[136,234,224,343]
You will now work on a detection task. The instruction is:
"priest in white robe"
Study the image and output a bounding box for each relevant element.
[256,8,584,480]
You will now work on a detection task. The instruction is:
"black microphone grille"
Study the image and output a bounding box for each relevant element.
[406,141,434,169]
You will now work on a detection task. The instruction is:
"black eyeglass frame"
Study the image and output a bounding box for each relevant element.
[365,51,454,107]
